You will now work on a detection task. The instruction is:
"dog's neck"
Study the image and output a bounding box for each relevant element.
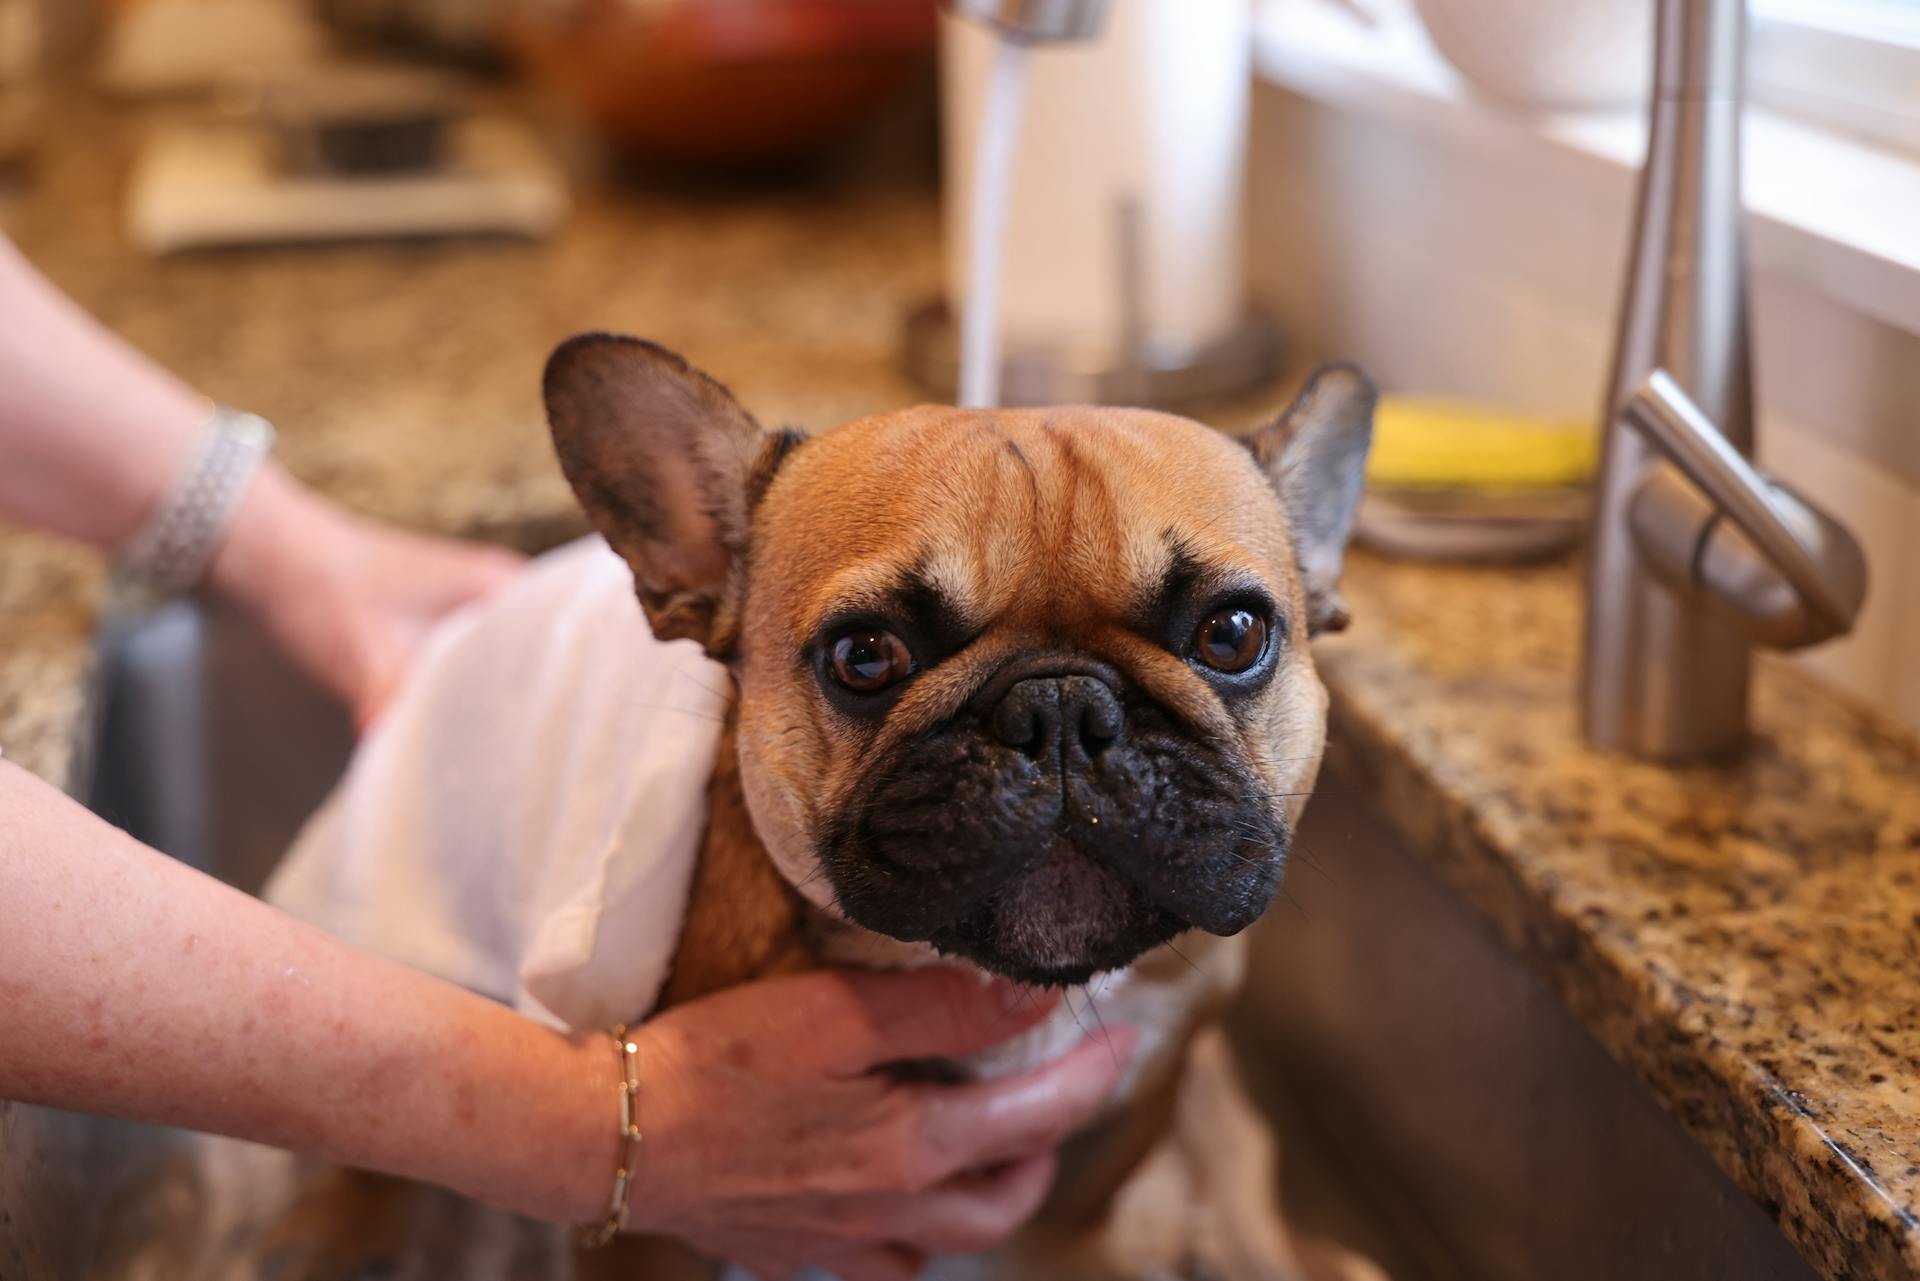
[654,712,945,1011]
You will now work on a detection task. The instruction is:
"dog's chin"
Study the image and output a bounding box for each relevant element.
[864,838,1186,988]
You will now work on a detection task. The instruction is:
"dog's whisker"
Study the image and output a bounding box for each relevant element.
[670,666,733,699]
[1081,987,1123,1074]
[1062,990,1092,1041]
[1287,840,1336,883]
[1164,938,1207,978]
[615,699,729,724]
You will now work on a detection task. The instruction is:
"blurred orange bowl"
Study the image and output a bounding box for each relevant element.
[507,0,938,164]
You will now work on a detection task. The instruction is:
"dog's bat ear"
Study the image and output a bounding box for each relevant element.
[1246,362,1376,636]
[543,333,801,657]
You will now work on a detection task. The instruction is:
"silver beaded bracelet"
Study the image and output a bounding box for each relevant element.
[110,405,276,611]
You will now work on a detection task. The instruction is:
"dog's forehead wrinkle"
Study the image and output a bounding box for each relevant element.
[758,402,1302,654]
[997,430,1041,502]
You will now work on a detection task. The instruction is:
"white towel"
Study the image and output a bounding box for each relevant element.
[266,536,731,1032]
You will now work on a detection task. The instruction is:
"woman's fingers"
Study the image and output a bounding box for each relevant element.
[774,1152,1059,1265]
[814,967,1062,1072]
[333,524,526,730]
[888,1150,1061,1255]
[907,1027,1137,1178]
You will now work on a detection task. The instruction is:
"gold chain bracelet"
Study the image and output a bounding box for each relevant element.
[577,1024,642,1249]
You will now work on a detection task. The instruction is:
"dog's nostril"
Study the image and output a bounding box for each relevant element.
[991,676,1124,758]
[1064,676,1123,755]
[1073,687,1123,751]
[992,684,1057,755]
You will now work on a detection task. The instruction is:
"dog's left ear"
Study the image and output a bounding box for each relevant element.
[1246,362,1376,635]
[543,332,802,657]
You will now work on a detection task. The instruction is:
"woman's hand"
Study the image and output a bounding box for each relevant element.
[208,465,524,729]
[624,966,1135,1281]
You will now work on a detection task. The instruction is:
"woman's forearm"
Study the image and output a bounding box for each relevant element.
[0,236,209,549]
[0,760,619,1225]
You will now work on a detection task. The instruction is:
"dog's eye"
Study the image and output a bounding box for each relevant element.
[829,629,914,693]
[1193,608,1268,673]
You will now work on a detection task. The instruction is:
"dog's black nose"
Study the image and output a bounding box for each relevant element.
[992,675,1123,759]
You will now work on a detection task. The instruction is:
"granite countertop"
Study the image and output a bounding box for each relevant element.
[3,96,1917,1281]
[1320,557,1920,1281]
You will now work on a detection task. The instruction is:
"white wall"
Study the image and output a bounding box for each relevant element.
[1247,83,1920,736]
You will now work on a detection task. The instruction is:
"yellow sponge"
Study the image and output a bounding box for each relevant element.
[1368,397,1597,491]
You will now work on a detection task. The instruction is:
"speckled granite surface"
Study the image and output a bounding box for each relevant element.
[2,95,1916,1281]
[0,535,102,787]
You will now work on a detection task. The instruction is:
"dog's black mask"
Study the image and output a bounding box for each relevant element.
[820,661,1289,987]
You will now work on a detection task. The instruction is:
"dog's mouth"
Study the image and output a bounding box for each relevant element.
[823,801,1286,987]
[923,837,1190,987]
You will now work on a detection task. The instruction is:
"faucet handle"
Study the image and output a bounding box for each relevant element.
[1620,370,1868,649]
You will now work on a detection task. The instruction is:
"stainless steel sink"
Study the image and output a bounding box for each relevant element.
[2,604,1823,1281]
[78,600,356,893]
[1226,750,1823,1281]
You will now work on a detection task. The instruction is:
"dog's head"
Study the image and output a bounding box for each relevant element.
[544,335,1373,987]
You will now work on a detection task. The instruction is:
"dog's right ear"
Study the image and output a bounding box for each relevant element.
[543,333,802,657]
[1246,362,1376,636]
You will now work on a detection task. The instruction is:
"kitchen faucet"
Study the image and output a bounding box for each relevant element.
[1581,0,1866,761]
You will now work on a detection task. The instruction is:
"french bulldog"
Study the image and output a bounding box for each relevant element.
[239,333,1385,1281]
[543,334,1383,1281]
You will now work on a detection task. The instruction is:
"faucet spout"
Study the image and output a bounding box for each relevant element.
[1617,371,1867,648]
[1579,0,1868,760]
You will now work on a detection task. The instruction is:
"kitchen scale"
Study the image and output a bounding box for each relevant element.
[129,115,567,253]
[125,65,568,253]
